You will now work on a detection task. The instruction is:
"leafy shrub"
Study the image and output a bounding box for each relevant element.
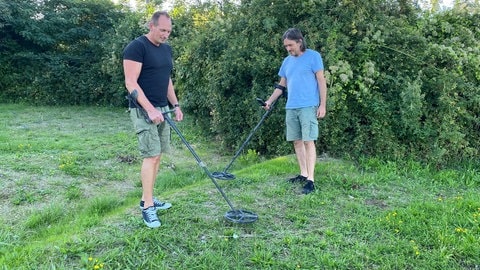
[171,0,479,166]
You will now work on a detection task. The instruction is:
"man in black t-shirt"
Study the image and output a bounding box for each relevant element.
[123,11,183,228]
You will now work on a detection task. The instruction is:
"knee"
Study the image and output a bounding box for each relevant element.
[304,141,315,147]
[293,140,303,147]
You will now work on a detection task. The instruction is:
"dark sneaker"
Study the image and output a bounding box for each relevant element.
[139,198,172,211]
[302,180,315,194]
[142,206,161,228]
[288,175,307,183]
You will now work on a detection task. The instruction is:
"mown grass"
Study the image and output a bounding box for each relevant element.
[0,103,479,269]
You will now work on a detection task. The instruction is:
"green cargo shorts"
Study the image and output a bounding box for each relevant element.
[130,107,171,158]
[285,106,319,141]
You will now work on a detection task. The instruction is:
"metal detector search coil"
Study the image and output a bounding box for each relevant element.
[225,210,258,223]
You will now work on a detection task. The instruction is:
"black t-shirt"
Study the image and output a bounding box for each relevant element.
[123,35,173,107]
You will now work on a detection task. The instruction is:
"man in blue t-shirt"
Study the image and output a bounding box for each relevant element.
[123,11,183,228]
[264,28,328,195]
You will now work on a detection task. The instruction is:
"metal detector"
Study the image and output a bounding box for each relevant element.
[127,90,258,224]
[126,89,153,124]
[211,97,278,180]
[164,113,258,223]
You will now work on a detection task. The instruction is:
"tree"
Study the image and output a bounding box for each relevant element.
[0,0,136,105]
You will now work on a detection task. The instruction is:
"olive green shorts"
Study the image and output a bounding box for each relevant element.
[130,107,171,158]
[285,106,319,141]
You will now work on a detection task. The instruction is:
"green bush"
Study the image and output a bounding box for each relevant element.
[1,0,478,166]
[171,0,479,166]
[0,0,140,106]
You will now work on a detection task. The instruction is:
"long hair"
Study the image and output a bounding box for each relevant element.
[282,28,307,52]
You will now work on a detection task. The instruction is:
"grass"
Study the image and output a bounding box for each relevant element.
[0,103,479,269]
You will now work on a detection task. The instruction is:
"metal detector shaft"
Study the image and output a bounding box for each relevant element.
[162,113,237,211]
[222,98,278,173]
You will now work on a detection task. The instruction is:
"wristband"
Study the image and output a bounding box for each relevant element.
[174,104,180,108]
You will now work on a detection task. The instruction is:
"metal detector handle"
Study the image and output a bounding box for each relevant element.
[256,97,278,110]
[162,109,176,115]
[256,97,266,107]
[126,89,153,124]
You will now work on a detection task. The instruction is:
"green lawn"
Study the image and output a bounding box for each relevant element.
[0,103,479,269]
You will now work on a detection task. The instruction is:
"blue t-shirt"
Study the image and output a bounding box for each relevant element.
[123,35,173,107]
[278,49,324,109]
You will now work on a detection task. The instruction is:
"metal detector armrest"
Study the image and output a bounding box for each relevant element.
[126,89,153,124]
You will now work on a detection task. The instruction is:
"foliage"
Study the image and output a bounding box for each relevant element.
[0,0,141,106]
[0,0,479,165]
[170,0,479,166]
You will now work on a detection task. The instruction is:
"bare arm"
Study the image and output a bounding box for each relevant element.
[316,70,327,118]
[264,77,287,110]
[123,59,163,123]
[166,78,183,121]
